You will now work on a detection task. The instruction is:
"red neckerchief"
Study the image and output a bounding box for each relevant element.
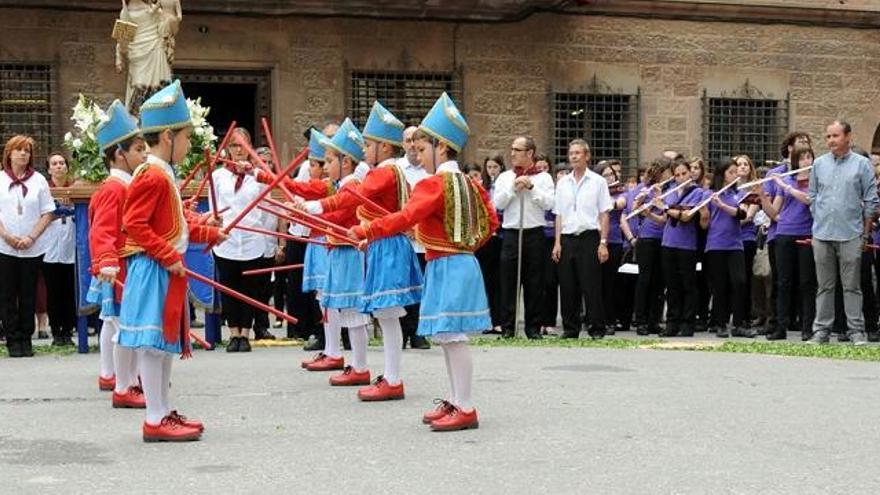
[5,166,35,197]
[514,165,540,177]
[224,161,247,192]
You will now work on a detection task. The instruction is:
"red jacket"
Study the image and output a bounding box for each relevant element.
[320,163,409,222]
[88,175,129,302]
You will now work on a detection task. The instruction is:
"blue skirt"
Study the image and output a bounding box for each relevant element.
[85,277,120,320]
[360,234,423,313]
[116,254,182,354]
[302,239,329,293]
[321,246,364,310]
[418,254,491,336]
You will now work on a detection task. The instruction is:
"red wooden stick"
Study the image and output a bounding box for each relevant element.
[342,187,392,216]
[233,224,333,247]
[242,263,304,276]
[184,268,298,324]
[262,196,351,237]
[261,117,282,174]
[256,205,357,246]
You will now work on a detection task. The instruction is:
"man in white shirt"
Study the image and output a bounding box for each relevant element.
[551,139,613,339]
[492,136,555,339]
[396,125,431,349]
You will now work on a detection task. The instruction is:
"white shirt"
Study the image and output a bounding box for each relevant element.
[0,170,55,258]
[354,161,370,182]
[397,156,430,188]
[552,168,613,235]
[144,155,189,254]
[492,169,555,229]
[436,160,461,175]
[210,167,267,260]
[42,209,75,264]
[289,160,313,237]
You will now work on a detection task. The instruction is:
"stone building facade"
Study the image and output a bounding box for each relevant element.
[1,0,879,173]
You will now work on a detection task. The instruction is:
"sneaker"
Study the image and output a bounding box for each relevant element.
[850,332,868,346]
[303,335,322,351]
[273,320,283,328]
[807,330,830,345]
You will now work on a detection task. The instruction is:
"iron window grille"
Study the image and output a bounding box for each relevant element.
[0,63,56,164]
[552,88,640,174]
[348,71,459,129]
[702,86,790,169]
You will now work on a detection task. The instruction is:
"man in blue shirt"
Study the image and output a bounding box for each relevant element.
[807,120,879,345]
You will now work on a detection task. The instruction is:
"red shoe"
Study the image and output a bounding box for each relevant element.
[357,375,405,401]
[142,416,202,442]
[306,354,344,371]
[98,375,116,391]
[329,366,371,386]
[430,406,479,431]
[422,399,456,424]
[112,386,146,409]
[301,352,324,369]
[169,410,205,433]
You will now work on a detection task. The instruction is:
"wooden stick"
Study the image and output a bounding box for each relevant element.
[342,187,392,216]
[262,197,351,237]
[261,117,282,174]
[625,179,693,220]
[686,178,740,216]
[737,166,811,190]
[185,268,298,324]
[242,263,304,276]
[233,224,332,247]
[256,204,357,246]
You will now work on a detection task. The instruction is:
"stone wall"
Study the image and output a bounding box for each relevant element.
[1,6,879,168]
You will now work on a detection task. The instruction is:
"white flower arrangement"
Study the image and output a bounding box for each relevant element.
[178,97,217,179]
[63,94,108,183]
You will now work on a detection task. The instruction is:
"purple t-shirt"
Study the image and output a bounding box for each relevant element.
[775,175,812,237]
[623,185,643,244]
[661,185,704,251]
[608,192,624,245]
[636,186,665,240]
[706,189,743,252]
[763,163,788,242]
[737,191,758,242]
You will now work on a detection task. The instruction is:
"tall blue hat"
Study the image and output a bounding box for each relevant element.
[362,101,404,147]
[418,92,469,152]
[326,118,364,162]
[96,99,140,151]
[308,129,330,162]
[139,80,192,134]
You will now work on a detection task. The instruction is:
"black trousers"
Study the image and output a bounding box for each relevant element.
[775,235,816,335]
[633,238,664,329]
[618,246,637,330]
[41,261,76,338]
[0,253,41,352]
[273,262,286,312]
[862,251,878,334]
[706,250,747,328]
[601,243,624,327]
[695,230,710,328]
[476,235,502,327]
[661,247,698,331]
[400,252,428,340]
[499,227,545,337]
[743,240,757,323]
[558,231,604,336]
[253,256,273,331]
[540,236,558,327]
[285,242,323,339]
[214,256,262,329]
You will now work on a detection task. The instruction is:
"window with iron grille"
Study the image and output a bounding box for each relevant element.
[0,63,56,164]
[552,92,640,173]
[348,71,458,129]
[702,90,789,168]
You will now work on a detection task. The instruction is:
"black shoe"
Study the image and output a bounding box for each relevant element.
[253,327,275,340]
[37,330,49,340]
[588,327,605,340]
[679,325,695,337]
[836,332,850,343]
[807,330,830,344]
[801,331,813,342]
[410,335,431,349]
[713,326,729,338]
[867,331,880,343]
[731,327,756,338]
[501,329,516,339]
[7,341,22,358]
[765,330,787,341]
[605,327,616,336]
[303,335,322,351]
[661,323,679,337]
[238,337,252,352]
[695,321,708,333]
[635,325,650,336]
[226,336,241,353]
[525,329,543,340]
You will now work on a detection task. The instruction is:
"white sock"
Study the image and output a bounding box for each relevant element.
[138,350,166,425]
[99,319,117,379]
[443,342,474,411]
[113,344,137,393]
[442,345,456,405]
[160,353,173,417]
[324,309,342,358]
[378,317,403,385]
[349,325,369,371]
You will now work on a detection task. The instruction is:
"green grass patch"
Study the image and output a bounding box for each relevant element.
[0,344,99,358]
[705,341,880,362]
[467,336,662,349]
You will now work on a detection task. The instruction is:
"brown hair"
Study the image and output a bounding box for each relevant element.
[644,157,672,185]
[3,135,36,170]
[733,154,757,182]
[412,129,458,160]
[789,144,815,170]
[780,131,811,159]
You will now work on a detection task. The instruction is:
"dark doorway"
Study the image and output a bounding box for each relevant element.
[175,69,272,146]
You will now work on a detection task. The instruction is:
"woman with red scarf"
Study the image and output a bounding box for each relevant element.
[0,135,56,357]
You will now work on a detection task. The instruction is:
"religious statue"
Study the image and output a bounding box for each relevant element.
[114,0,182,114]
